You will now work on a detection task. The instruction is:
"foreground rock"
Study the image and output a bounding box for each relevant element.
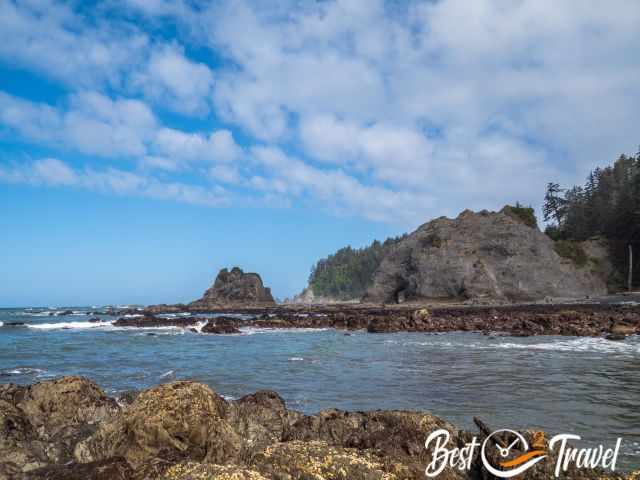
[190,267,275,308]
[0,377,118,478]
[364,207,608,303]
[2,377,637,479]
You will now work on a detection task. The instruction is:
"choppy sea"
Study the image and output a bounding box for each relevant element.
[1,307,639,470]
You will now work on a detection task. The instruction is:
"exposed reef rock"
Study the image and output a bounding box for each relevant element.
[191,267,275,308]
[364,207,608,303]
[0,377,634,479]
[114,303,640,338]
[201,316,242,334]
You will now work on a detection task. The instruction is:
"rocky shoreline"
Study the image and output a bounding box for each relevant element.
[107,302,640,340]
[1,376,638,480]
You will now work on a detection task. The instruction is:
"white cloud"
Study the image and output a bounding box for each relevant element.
[0,158,229,207]
[300,114,434,187]
[0,91,156,158]
[1,0,639,226]
[153,127,242,164]
[0,91,242,169]
[130,44,214,115]
[0,0,148,88]
[250,146,435,224]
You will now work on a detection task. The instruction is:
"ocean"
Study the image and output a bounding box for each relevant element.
[1,307,639,470]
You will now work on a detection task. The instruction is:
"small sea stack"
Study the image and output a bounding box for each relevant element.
[190,267,275,309]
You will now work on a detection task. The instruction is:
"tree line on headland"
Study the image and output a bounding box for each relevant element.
[544,149,640,289]
[309,147,640,299]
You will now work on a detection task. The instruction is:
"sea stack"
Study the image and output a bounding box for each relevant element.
[190,267,275,308]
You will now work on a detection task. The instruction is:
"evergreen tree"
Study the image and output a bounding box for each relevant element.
[543,149,640,288]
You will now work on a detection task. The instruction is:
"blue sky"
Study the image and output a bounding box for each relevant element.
[1,0,639,306]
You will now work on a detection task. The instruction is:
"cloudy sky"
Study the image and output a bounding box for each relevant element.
[1,0,639,305]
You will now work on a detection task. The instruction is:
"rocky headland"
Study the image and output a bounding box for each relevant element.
[1,376,637,480]
[364,207,610,303]
[296,206,614,305]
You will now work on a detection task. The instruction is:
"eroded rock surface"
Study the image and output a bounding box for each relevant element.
[3,377,638,480]
[191,267,275,308]
[364,208,608,303]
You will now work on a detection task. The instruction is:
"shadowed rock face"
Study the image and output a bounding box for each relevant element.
[191,267,275,308]
[364,208,608,303]
[3,377,637,480]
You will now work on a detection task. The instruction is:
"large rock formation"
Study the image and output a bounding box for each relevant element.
[3,377,635,480]
[191,267,275,308]
[365,207,608,303]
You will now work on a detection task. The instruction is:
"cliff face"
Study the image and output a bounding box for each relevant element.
[191,267,275,307]
[364,208,608,303]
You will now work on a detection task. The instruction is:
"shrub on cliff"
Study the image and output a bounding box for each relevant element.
[554,240,588,267]
[502,203,538,229]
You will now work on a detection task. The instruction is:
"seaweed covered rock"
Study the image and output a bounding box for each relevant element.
[284,409,465,479]
[4,377,639,480]
[0,377,119,478]
[158,462,268,480]
[226,390,303,458]
[253,440,402,480]
[74,381,241,467]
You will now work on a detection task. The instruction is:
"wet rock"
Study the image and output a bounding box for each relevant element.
[610,321,637,335]
[113,315,201,328]
[605,333,627,341]
[201,316,241,334]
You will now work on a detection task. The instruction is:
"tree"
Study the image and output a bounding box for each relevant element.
[543,148,640,289]
[543,182,567,225]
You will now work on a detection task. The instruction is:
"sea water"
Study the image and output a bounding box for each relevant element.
[1,307,639,470]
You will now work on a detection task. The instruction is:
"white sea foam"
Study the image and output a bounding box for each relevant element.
[159,370,175,378]
[2,367,45,375]
[239,327,328,335]
[27,321,113,330]
[288,357,304,361]
[387,336,640,355]
[0,321,3,327]
[193,320,208,333]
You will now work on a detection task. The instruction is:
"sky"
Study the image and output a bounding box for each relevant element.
[1,0,639,307]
